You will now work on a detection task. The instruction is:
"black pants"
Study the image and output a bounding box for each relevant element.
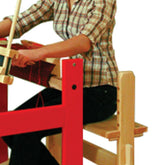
[2,85,117,165]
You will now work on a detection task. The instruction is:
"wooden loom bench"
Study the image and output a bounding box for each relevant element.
[46,71,148,165]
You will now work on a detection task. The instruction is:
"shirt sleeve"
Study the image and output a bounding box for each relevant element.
[7,0,54,38]
[79,0,116,44]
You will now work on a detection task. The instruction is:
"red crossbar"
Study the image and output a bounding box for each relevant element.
[0,59,83,165]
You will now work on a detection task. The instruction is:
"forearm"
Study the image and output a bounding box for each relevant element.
[0,19,12,38]
[0,0,54,39]
[39,34,91,59]
[15,34,91,67]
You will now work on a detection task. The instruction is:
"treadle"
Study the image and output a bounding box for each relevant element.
[84,115,148,141]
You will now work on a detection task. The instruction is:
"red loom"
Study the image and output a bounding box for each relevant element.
[0,59,83,165]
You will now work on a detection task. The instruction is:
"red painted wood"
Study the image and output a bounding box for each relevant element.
[0,59,83,165]
[0,105,64,137]
[0,84,8,163]
[62,59,83,165]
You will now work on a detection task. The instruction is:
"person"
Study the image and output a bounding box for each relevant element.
[0,0,118,164]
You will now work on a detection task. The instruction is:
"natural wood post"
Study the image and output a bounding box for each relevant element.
[46,134,62,164]
[117,71,135,165]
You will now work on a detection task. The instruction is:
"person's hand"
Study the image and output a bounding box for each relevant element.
[12,49,42,67]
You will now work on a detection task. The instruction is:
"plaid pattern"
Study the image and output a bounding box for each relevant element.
[11,0,118,87]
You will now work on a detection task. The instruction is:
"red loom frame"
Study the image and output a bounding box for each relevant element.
[0,59,83,165]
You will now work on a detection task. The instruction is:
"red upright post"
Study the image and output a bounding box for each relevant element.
[0,59,83,165]
[0,84,8,163]
[62,59,83,165]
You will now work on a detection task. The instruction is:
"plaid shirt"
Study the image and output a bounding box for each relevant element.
[12,0,118,87]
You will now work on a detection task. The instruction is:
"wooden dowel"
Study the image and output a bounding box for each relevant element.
[3,0,22,74]
[7,0,22,49]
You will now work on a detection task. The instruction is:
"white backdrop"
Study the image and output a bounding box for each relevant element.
[0,0,165,164]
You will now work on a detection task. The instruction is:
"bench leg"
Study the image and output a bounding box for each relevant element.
[125,144,134,165]
[117,72,135,165]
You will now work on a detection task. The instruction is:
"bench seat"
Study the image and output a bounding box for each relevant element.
[84,115,148,141]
